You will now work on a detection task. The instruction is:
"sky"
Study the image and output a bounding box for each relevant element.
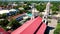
[0,0,60,1]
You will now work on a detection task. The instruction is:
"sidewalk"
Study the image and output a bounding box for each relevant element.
[48,19,57,34]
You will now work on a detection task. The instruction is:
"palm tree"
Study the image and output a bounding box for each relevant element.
[35,3,46,12]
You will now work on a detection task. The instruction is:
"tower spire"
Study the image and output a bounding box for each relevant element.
[31,3,35,20]
[42,1,51,24]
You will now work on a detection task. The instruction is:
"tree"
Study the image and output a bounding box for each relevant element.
[7,19,22,30]
[0,19,9,30]
[1,13,7,19]
[23,5,31,10]
[2,19,9,26]
[51,6,59,11]
[35,3,46,12]
[0,14,2,18]
[51,4,59,14]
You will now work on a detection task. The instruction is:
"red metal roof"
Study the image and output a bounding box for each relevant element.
[36,23,47,34]
[0,27,9,34]
[11,16,47,34]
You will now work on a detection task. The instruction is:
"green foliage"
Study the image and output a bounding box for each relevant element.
[51,6,59,11]
[8,19,17,26]
[0,19,9,30]
[54,20,60,34]
[35,3,46,12]
[58,19,60,23]
[0,14,2,18]
[19,10,24,14]
[1,13,7,19]
[39,13,43,17]
[51,2,59,15]
[27,11,31,14]
[48,16,52,19]
[26,2,31,5]
[54,23,60,34]
[0,2,8,6]
[52,11,58,15]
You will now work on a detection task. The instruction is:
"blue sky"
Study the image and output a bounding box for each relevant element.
[0,0,60,1]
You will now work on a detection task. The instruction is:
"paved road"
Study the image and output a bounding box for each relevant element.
[48,19,57,34]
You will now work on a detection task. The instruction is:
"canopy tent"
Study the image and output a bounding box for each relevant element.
[9,9,17,12]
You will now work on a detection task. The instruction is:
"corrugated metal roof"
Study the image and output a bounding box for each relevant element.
[11,16,47,34]
[0,27,9,34]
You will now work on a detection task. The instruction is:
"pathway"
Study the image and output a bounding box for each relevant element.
[48,19,57,34]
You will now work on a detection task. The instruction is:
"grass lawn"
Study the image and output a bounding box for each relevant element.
[54,23,60,34]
